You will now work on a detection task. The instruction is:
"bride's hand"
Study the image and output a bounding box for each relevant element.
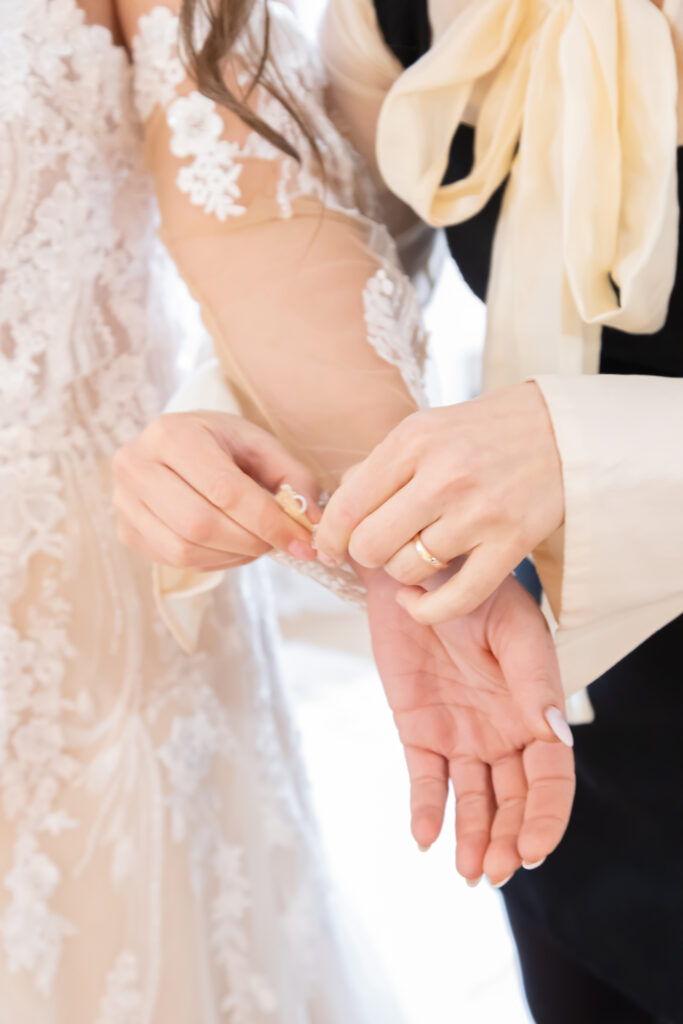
[316,382,564,624]
[113,411,321,570]
[364,570,575,887]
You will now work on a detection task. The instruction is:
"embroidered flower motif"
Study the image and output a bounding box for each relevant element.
[12,718,63,768]
[95,951,143,1024]
[159,710,219,797]
[0,33,31,120]
[363,265,428,407]
[157,693,235,845]
[132,6,184,120]
[164,93,247,219]
[2,835,76,995]
[212,844,277,1022]
[0,457,66,562]
[167,92,224,157]
[176,143,246,220]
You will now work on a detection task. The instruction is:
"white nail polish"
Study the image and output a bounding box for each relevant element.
[491,874,513,889]
[466,876,482,888]
[522,858,546,870]
[544,706,574,747]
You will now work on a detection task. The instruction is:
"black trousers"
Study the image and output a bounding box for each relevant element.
[501,614,683,1024]
[505,899,669,1024]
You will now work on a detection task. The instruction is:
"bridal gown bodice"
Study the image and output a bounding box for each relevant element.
[0,3,423,1021]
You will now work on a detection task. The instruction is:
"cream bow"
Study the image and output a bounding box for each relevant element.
[377,0,681,384]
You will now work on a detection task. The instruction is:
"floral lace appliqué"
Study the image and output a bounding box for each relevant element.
[95,951,143,1024]
[131,5,184,120]
[167,93,247,220]
[363,266,428,407]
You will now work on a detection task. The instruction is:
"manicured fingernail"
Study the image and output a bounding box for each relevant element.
[288,541,315,561]
[544,706,574,747]
[522,858,546,870]
[418,844,431,853]
[466,876,482,888]
[318,551,340,567]
[491,874,513,889]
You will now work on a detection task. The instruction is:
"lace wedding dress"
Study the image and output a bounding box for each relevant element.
[0,1,425,1020]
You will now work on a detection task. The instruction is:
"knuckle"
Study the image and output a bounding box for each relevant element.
[111,487,124,514]
[149,412,196,450]
[400,415,429,456]
[112,445,129,479]
[448,459,478,494]
[387,560,421,586]
[145,415,170,447]
[512,521,536,554]
[403,408,428,433]
[116,522,134,547]
[206,473,237,511]
[293,468,318,496]
[183,511,214,546]
[348,529,383,568]
[112,444,141,484]
[409,603,438,626]
[451,588,479,617]
[334,495,364,532]
[165,536,195,568]
[247,504,280,547]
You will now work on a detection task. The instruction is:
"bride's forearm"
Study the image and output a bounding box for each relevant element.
[128,0,425,548]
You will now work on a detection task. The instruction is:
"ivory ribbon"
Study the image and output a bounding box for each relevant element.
[376,0,682,386]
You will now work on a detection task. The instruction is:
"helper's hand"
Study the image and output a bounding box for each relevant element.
[365,570,575,886]
[317,383,564,624]
[113,411,320,570]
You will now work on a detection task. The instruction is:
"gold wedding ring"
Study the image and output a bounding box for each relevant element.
[414,534,448,570]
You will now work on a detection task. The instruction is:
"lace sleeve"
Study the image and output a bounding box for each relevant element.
[126,1,428,612]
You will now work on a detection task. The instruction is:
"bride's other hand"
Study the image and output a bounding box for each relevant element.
[365,570,575,887]
[316,383,564,624]
[113,411,321,570]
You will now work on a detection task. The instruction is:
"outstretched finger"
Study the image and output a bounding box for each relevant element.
[483,753,527,887]
[451,756,495,885]
[518,740,575,868]
[487,575,574,747]
[405,746,449,852]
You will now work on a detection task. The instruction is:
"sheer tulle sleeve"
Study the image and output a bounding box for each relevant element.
[318,0,442,296]
[124,2,428,635]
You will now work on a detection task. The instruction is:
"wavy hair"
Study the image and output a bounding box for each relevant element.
[179,0,320,164]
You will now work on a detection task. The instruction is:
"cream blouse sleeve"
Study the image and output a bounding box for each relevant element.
[532,375,683,698]
[123,1,428,646]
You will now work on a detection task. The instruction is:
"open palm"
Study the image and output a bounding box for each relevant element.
[366,572,576,886]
